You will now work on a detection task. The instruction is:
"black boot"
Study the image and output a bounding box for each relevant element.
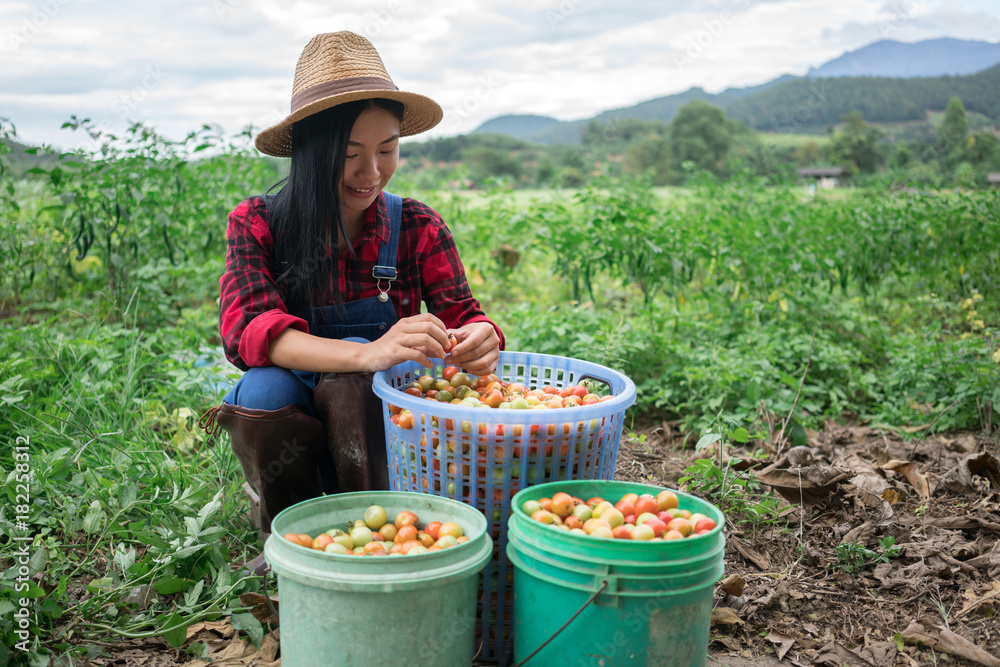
[206,403,327,537]
[313,373,390,492]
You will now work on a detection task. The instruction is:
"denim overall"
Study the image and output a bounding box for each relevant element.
[223,192,402,413]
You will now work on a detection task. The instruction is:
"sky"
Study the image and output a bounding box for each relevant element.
[2,0,999,153]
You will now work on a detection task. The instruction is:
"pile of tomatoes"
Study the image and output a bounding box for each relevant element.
[521,488,718,541]
[388,366,615,430]
[281,505,468,556]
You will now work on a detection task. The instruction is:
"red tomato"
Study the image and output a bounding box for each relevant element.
[634,495,658,517]
[442,365,459,382]
[403,386,423,398]
[398,410,414,430]
[425,521,442,540]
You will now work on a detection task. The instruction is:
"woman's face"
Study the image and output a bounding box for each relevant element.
[340,105,401,227]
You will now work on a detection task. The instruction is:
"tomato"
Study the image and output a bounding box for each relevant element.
[612,524,635,539]
[634,495,658,517]
[531,510,554,525]
[395,511,420,529]
[395,525,419,544]
[398,410,414,430]
[550,492,574,518]
[418,375,435,392]
[442,365,460,382]
[364,505,388,530]
[445,333,458,352]
[424,521,442,540]
[283,533,310,548]
[416,532,435,548]
[615,500,635,517]
[403,386,423,398]
[694,517,717,533]
[666,518,693,537]
[378,523,398,542]
[656,490,679,511]
[312,533,334,550]
[438,522,464,539]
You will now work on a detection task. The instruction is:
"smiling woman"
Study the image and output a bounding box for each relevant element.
[200,31,504,576]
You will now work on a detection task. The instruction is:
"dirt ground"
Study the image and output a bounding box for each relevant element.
[614,419,1000,667]
[72,421,1000,667]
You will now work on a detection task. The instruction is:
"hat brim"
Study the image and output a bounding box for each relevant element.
[254,89,443,157]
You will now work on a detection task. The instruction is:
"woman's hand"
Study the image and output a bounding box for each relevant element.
[361,313,451,372]
[446,321,501,375]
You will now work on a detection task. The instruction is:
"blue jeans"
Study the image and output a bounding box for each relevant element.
[222,337,371,414]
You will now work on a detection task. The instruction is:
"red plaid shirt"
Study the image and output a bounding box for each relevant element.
[219,192,504,370]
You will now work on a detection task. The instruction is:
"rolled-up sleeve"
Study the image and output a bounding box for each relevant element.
[219,197,309,370]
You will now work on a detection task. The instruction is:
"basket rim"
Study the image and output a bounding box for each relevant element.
[372,350,636,418]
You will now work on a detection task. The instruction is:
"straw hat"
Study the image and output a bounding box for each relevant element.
[255,31,443,157]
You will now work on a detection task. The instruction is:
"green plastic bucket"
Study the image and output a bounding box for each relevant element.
[507,481,725,667]
[265,491,493,667]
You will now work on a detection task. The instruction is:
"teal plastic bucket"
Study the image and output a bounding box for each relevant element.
[265,491,493,667]
[507,481,725,667]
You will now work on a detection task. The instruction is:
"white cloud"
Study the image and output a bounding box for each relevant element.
[0,0,997,150]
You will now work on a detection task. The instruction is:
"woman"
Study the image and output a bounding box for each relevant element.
[202,31,503,574]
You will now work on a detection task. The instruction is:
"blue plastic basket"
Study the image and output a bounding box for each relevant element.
[372,351,636,665]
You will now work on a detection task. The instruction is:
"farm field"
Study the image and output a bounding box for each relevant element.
[1,133,999,665]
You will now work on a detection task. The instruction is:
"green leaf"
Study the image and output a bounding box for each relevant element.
[696,433,721,451]
[894,632,906,652]
[160,612,188,648]
[82,500,105,535]
[230,612,264,649]
[152,575,193,595]
[732,427,750,444]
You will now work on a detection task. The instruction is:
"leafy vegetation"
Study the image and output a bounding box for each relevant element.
[1,111,999,662]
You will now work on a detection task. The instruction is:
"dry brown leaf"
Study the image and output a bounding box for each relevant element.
[754,465,851,505]
[239,591,280,624]
[893,461,930,501]
[711,606,743,627]
[957,581,1000,618]
[767,630,796,660]
[732,536,771,570]
[260,630,280,662]
[719,573,747,597]
[881,488,905,504]
[901,619,1000,667]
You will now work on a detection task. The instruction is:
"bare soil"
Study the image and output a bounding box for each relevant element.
[74,422,1000,667]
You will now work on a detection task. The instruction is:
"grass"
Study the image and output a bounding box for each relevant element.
[2,160,999,661]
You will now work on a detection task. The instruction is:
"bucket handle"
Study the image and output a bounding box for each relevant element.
[512,579,610,667]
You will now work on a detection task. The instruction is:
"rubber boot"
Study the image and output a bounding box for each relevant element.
[210,403,327,537]
[313,372,390,493]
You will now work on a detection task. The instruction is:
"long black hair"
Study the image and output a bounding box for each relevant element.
[269,97,404,317]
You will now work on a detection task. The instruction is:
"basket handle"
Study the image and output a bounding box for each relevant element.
[577,374,613,396]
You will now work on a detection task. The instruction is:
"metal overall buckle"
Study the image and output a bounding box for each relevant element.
[372,265,396,302]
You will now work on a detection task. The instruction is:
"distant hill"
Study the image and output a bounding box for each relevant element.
[728,64,1000,131]
[808,37,1000,78]
[473,37,1000,144]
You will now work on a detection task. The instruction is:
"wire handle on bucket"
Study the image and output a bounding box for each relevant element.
[512,579,610,666]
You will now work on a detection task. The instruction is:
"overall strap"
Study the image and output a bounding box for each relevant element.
[373,192,402,301]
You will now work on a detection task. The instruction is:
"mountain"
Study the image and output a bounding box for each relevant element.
[473,38,1000,144]
[727,64,1000,132]
[808,37,1000,78]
